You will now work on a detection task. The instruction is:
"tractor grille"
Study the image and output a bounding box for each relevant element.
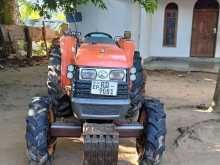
[73,80,129,99]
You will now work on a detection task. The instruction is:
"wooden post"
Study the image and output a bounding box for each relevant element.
[42,20,48,56]
[24,26,32,58]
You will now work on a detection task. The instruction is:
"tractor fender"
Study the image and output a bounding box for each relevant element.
[60,36,77,88]
[118,39,135,68]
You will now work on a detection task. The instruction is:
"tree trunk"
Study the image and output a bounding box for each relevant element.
[0,0,16,25]
[24,26,32,58]
[213,68,220,112]
[42,21,48,56]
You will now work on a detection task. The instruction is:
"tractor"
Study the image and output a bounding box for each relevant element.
[25,31,166,165]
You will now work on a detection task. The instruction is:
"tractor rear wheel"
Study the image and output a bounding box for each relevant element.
[47,39,72,117]
[137,98,166,165]
[26,97,56,165]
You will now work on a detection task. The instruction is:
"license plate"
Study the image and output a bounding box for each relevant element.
[91,81,118,96]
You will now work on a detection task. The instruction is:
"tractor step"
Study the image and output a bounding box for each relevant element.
[83,123,119,165]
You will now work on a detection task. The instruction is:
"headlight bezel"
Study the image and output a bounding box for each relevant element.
[79,68,127,82]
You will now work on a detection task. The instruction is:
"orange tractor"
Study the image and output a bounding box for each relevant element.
[25,31,166,165]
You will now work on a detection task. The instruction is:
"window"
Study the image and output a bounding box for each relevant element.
[163,3,178,47]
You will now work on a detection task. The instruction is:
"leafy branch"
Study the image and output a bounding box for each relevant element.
[30,0,158,18]
[134,0,158,13]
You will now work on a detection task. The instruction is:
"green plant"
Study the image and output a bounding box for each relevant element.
[135,0,158,13]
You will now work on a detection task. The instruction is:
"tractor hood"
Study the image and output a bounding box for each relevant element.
[75,43,131,68]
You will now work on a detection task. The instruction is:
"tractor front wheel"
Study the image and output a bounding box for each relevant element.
[127,51,145,121]
[26,97,56,165]
[47,39,72,117]
[137,98,167,165]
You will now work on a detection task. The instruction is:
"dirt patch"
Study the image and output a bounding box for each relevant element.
[145,70,217,109]
[174,119,220,148]
[0,66,219,165]
[0,56,48,70]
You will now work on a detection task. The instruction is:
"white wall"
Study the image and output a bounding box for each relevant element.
[78,0,140,44]
[78,0,152,58]
[148,0,220,58]
[78,0,220,58]
[139,9,152,59]
[149,0,195,57]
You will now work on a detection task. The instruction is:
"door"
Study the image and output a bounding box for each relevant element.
[191,9,219,57]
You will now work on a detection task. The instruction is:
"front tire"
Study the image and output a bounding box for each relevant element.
[137,98,166,165]
[127,51,145,121]
[47,40,62,102]
[131,51,145,104]
[26,97,55,165]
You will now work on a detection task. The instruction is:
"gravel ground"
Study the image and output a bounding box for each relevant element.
[0,65,219,165]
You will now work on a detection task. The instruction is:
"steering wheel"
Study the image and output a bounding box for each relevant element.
[85,32,113,39]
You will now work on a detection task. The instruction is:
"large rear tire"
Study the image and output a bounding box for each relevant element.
[137,98,166,165]
[47,39,72,117]
[26,97,55,165]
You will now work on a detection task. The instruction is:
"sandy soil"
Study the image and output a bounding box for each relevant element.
[0,65,220,165]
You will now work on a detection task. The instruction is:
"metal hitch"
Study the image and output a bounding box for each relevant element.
[50,122,143,165]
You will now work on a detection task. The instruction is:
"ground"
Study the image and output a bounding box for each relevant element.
[0,65,220,165]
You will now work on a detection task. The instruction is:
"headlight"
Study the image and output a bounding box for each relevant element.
[81,69,97,80]
[67,65,74,72]
[67,72,74,79]
[130,74,136,81]
[110,70,125,81]
[130,67,136,74]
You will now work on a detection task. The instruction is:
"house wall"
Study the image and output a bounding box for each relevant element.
[78,0,140,43]
[149,0,220,58]
[78,0,152,59]
[78,0,220,59]
[138,9,152,58]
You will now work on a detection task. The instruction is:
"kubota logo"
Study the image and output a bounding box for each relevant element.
[98,70,108,79]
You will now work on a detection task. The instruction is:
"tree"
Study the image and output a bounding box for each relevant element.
[18,0,40,22]
[0,0,17,24]
[31,0,158,18]
[213,70,220,112]
[134,0,158,13]
[18,0,66,22]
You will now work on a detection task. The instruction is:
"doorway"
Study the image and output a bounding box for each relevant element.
[191,0,219,58]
